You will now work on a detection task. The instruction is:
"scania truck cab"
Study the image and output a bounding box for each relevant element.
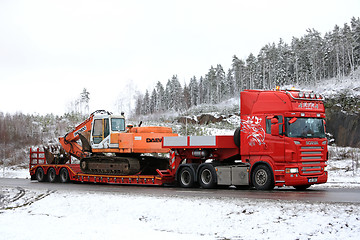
[239,89,327,190]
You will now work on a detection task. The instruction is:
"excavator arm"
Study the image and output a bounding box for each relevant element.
[44,110,111,163]
[59,110,112,159]
[59,114,93,159]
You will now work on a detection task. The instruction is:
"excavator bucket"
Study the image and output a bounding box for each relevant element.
[44,146,55,164]
[79,132,92,153]
[44,145,70,164]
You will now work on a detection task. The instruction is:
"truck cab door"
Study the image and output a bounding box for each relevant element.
[265,115,285,163]
[91,118,110,149]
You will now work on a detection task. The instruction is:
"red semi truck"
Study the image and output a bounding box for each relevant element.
[29,88,328,190]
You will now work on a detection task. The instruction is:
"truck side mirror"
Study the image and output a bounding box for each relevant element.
[271,118,278,124]
[289,117,297,124]
[271,118,279,136]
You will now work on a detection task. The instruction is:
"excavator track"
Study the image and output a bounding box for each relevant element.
[79,155,170,176]
[80,156,141,175]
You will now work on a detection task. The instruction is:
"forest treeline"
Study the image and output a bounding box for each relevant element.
[135,17,360,116]
[0,112,84,161]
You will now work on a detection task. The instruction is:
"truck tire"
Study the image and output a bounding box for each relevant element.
[198,165,217,189]
[36,167,46,182]
[251,164,274,190]
[178,166,195,188]
[47,168,58,183]
[234,127,240,147]
[59,168,70,183]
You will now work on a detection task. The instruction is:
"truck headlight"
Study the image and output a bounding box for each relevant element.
[285,168,299,174]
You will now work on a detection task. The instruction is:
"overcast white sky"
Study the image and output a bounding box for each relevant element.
[0,0,359,115]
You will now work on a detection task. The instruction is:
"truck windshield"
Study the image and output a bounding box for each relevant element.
[111,118,125,132]
[285,117,325,138]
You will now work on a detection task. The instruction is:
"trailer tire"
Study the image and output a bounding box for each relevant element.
[198,165,217,189]
[234,127,241,147]
[47,168,58,183]
[59,168,70,183]
[36,167,46,182]
[178,166,195,188]
[251,164,274,190]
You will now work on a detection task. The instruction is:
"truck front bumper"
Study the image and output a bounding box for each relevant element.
[280,171,328,187]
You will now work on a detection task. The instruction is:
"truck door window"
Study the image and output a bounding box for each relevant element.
[266,115,283,135]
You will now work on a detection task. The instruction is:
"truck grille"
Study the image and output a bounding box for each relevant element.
[299,146,324,175]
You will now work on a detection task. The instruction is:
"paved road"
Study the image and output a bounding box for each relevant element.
[1,178,359,204]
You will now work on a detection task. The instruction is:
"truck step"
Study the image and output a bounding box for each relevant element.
[156,169,172,177]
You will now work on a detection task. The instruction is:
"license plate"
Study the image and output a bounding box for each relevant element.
[308,177,318,183]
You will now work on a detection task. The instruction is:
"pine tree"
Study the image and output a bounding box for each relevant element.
[150,89,157,114]
[183,84,191,109]
[198,76,205,104]
[142,90,150,115]
[80,88,90,114]
[245,53,257,89]
[351,17,360,67]
[155,81,165,112]
[215,64,226,102]
[226,68,235,97]
[189,76,199,106]
[165,79,172,111]
[232,55,245,93]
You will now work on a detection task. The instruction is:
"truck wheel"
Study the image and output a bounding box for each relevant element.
[178,167,195,188]
[294,185,311,191]
[47,168,58,183]
[234,127,240,147]
[36,167,46,182]
[198,165,217,189]
[251,165,274,190]
[59,168,70,183]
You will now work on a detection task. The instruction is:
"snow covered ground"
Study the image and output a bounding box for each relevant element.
[0,184,360,240]
[1,148,360,240]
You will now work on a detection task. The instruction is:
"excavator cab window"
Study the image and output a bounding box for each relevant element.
[104,119,109,138]
[92,118,110,144]
[111,118,125,132]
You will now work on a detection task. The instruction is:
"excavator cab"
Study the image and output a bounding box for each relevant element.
[90,114,126,149]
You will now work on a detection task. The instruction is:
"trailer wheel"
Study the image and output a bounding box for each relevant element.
[251,164,274,190]
[36,167,46,182]
[59,168,70,183]
[178,167,195,188]
[198,165,217,189]
[47,168,58,183]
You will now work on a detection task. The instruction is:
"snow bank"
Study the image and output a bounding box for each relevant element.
[1,166,29,179]
[1,187,359,240]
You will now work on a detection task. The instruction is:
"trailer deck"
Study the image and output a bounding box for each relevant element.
[29,148,174,186]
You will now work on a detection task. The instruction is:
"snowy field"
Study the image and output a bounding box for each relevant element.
[1,151,360,240]
[1,186,360,240]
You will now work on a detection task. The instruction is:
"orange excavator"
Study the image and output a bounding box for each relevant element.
[44,110,177,175]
